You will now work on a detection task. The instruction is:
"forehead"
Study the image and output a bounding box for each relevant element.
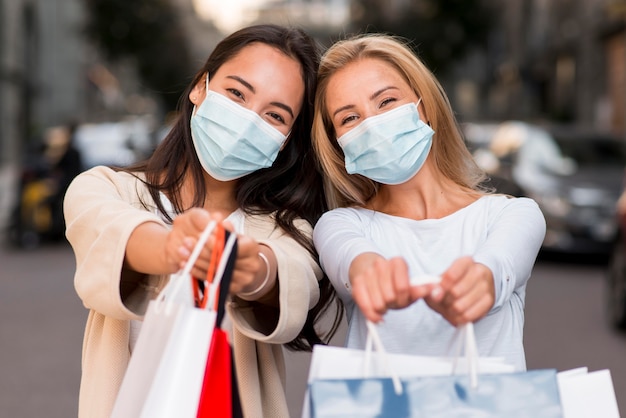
[325,58,408,104]
[218,42,302,80]
[216,42,305,104]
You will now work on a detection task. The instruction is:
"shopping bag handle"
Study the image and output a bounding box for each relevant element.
[364,321,480,395]
[193,224,226,308]
[156,220,217,306]
[453,322,478,388]
[365,320,403,395]
[203,231,237,313]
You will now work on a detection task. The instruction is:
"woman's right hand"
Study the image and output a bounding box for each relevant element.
[165,208,225,278]
[349,253,438,323]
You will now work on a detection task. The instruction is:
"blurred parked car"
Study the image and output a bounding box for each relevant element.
[74,116,158,169]
[607,174,626,331]
[463,122,525,197]
[463,121,626,256]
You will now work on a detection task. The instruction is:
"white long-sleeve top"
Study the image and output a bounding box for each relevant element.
[313,195,546,370]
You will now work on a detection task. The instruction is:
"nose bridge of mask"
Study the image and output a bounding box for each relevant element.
[203,91,286,145]
[338,102,418,148]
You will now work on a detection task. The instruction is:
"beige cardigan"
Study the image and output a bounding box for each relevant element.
[64,166,322,418]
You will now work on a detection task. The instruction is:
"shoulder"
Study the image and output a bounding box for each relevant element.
[477,194,540,211]
[74,165,144,185]
[317,207,370,226]
[243,211,314,239]
[475,194,544,222]
[67,165,150,203]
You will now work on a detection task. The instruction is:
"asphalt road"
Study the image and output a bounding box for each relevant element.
[1,241,624,417]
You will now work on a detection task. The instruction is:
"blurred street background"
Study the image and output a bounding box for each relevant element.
[1,0,626,416]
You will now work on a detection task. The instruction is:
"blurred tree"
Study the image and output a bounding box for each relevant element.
[349,0,494,75]
[83,0,192,112]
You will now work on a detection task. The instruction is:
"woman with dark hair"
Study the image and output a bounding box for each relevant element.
[64,24,341,417]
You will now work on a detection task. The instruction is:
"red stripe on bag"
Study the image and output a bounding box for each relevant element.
[197,328,232,417]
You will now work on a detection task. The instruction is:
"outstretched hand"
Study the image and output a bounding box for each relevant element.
[164,208,225,279]
[350,254,438,323]
[350,254,495,325]
[166,211,277,301]
[424,256,495,326]
[222,225,275,298]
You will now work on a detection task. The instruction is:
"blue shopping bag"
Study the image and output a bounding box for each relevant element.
[309,369,563,418]
[306,321,563,418]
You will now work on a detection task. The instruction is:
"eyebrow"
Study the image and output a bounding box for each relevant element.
[226,75,294,118]
[331,86,398,118]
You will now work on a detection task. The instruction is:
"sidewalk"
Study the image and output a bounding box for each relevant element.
[0,241,84,418]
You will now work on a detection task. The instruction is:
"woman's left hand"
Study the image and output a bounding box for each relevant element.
[425,256,495,326]
[222,223,278,302]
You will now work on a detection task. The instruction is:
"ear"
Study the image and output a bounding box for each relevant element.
[189,78,206,106]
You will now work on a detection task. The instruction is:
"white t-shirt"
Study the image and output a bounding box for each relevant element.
[313,195,545,371]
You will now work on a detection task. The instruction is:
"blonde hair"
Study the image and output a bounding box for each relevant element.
[312,34,486,209]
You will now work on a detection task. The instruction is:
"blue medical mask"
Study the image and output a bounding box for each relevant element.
[190,87,288,181]
[337,101,434,185]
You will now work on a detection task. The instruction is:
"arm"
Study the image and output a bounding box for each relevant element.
[223,230,279,305]
[227,216,322,344]
[426,197,546,325]
[65,166,223,320]
[472,197,546,310]
[64,166,167,320]
[125,207,223,277]
[314,209,435,322]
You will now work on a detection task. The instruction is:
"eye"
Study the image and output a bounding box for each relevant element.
[379,97,396,108]
[267,112,286,124]
[340,114,359,126]
[226,88,245,102]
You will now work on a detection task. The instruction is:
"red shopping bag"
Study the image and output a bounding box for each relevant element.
[197,328,238,417]
[196,227,243,418]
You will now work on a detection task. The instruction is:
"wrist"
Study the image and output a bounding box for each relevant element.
[238,252,272,300]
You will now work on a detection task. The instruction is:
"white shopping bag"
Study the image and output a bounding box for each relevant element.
[557,367,621,418]
[110,283,191,418]
[112,221,237,418]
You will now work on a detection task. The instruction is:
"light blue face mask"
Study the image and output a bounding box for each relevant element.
[190,85,288,181]
[337,100,434,185]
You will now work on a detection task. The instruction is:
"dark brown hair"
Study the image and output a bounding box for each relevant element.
[121,24,341,350]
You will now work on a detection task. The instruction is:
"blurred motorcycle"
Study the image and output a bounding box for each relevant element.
[6,125,82,249]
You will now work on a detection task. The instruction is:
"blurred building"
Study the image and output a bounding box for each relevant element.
[253,0,350,38]
[0,0,219,230]
[333,0,625,140]
[459,0,625,138]
[190,0,350,42]
[1,0,625,233]
[0,0,85,229]
[1,0,85,160]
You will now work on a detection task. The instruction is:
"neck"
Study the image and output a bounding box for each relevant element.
[180,172,239,217]
[366,161,481,220]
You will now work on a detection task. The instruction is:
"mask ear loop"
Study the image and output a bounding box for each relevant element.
[416,97,431,126]
[191,72,210,117]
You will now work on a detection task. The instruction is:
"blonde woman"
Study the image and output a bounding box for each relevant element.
[311,34,545,370]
